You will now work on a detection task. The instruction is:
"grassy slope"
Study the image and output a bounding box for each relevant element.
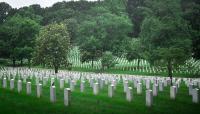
[0,78,200,114]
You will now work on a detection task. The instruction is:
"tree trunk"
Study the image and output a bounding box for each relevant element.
[12,58,16,67]
[28,59,31,69]
[55,66,58,74]
[137,59,140,69]
[167,60,173,86]
[92,58,94,68]
[20,59,23,66]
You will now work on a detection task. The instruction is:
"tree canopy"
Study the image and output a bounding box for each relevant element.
[34,23,70,73]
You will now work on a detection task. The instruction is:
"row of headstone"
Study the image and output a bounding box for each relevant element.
[1,78,72,106]
[1,67,200,106]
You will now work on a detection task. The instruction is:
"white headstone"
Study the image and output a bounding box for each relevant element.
[26,82,31,95]
[17,80,22,93]
[64,88,71,106]
[124,81,128,93]
[159,81,164,91]
[126,87,132,102]
[80,81,85,92]
[93,83,99,95]
[153,84,158,96]
[50,86,56,103]
[37,83,42,98]
[137,83,142,94]
[70,80,75,91]
[108,84,114,98]
[146,79,150,89]
[101,79,105,89]
[3,78,7,88]
[170,86,176,100]
[10,79,14,90]
[146,90,153,107]
[189,83,193,95]
[192,88,199,103]
[60,79,64,89]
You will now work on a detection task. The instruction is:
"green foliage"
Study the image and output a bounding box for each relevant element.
[0,2,12,24]
[0,14,40,66]
[140,0,192,79]
[127,0,145,37]
[34,23,70,73]
[126,38,144,68]
[78,6,132,56]
[63,18,78,44]
[101,51,117,69]
[16,7,43,24]
[181,0,200,59]
[126,39,143,61]
[0,0,199,77]
[80,36,102,67]
[43,8,75,25]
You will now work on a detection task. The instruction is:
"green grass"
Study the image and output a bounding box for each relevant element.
[0,78,200,114]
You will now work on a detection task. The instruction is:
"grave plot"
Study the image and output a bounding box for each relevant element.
[0,67,200,114]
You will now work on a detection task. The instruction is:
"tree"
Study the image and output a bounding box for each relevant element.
[101,51,116,70]
[43,8,75,25]
[34,23,70,73]
[78,6,132,56]
[16,6,43,24]
[126,39,144,69]
[80,36,102,68]
[127,0,145,37]
[140,0,192,85]
[181,0,200,59]
[1,14,40,67]
[0,2,12,24]
[63,18,78,44]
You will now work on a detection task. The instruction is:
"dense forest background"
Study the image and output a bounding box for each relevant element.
[0,0,199,76]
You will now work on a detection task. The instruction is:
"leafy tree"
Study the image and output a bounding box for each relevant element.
[34,23,70,73]
[16,6,43,24]
[78,7,132,56]
[1,14,40,67]
[29,4,44,16]
[0,2,12,24]
[101,51,116,70]
[140,0,192,85]
[126,39,144,69]
[103,0,127,15]
[181,0,200,59]
[80,36,102,68]
[127,0,145,37]
[43,8,75,25]
[0,27,11,58]
[63,18,78,44]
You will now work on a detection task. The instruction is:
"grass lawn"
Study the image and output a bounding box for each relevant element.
[0,77,199,114]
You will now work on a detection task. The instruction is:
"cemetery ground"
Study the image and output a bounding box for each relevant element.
[0,71,200,114]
